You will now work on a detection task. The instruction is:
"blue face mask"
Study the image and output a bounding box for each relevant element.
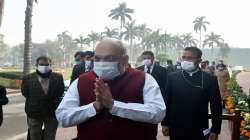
[93,62,121,80]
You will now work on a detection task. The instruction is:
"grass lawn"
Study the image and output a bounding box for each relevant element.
[0,77,12,88]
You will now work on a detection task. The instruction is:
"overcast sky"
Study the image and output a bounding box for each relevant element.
[1,0,250,48]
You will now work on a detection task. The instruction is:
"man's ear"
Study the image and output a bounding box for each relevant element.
[196,58,202,66]
[198,58,202,63]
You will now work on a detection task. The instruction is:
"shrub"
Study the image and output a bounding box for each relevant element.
[0,71,23,80]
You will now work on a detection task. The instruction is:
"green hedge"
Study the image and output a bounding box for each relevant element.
[0,77,22,89]
[0,71,23,80]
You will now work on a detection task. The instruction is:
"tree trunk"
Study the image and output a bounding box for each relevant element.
[129,37,133,62]
[119,20,122,39]
[200,30,202,48]
[23,0,34,75]
[80,43,83,50]
[0,0,4,27]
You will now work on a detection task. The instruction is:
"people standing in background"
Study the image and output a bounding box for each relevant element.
[137,51,168,140]
[175,61,182,71]
[201,60,213,75]
[209,61,216,74]
[74,51,85,65]
[154,60,160,66]
[83,51,95,72]
[166,59,175,73]
[0,85,8,127]
[215,63,230,104]
[21,56,65,140]
[70,51,94,84]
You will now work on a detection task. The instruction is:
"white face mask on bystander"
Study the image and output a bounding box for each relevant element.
[143,59,152,67]
[37,65,51,74]
[181,61,196,72]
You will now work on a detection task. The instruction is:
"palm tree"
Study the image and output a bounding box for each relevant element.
[0,0,4,27]
[120,20,139,60]
[88,32,102,51]
[219,43,230,60]
[159,32,172,52]
[57,31,73,68]
[181,33,198,48]
[137,24,152,41]
[150,30,162,55]
[137,24,152,50]
[193,16,210,48]
[141,29,162,55]
[203,32,224,58]
[101,27,119,38]
[74,35,90,50]
[172,35,184,59]
[23,0,38,75]
[108,2,134,35]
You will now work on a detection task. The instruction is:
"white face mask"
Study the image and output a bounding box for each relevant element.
[37,65,51,74]
[85,60,92,68]
[93,62,121,80]
[181,61,196,72]
[218,67,224,70]
[143,59,152,67]
[176,65,182,70]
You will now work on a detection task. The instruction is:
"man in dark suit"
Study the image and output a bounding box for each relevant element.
[70,51,94,84]
[0,85,8,127]
[137,51,168,140]
[166,59,175,73]
[161,47,222,140]
[21,56,65,140]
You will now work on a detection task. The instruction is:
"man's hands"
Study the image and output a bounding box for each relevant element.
[93,78,114,112]
[162,126,170,136]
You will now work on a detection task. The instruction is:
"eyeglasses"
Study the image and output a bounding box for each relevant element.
[182,56,199,61]
[94,55,121,62]
[38,64,50,66]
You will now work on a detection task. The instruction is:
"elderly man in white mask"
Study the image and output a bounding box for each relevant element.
[56,39,166,140]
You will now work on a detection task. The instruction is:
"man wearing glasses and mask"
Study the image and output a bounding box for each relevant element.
[161,47,222,140]
[21,56,65,140]
[56,39,166,140]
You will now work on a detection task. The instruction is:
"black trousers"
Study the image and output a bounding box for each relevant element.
[152,124,158,140]
[0,106,3,126]
[169,128,205,140]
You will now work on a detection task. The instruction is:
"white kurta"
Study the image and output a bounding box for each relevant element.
[56,73,166,127]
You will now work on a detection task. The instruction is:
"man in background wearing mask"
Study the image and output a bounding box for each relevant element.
[70,51,94,84]
[215,63,230,103]
[161,47,222,140]
[137,51,168,140]
[166,59,175,74]
[175,61,182,71]
[201,60,213,75]
[74,51,85,65]
[56,39,166,140]
[21,56,65,140]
